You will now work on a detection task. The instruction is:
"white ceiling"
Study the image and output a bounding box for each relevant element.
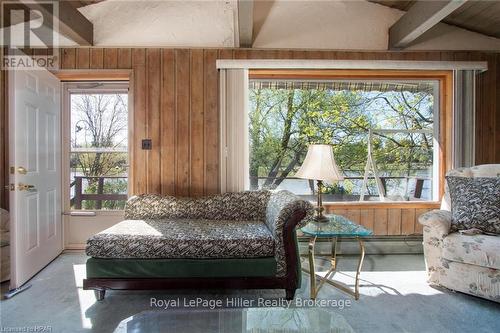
[76,0,500,51]
[79,0,236,47]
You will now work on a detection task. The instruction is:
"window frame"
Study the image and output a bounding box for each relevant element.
[247,69,453,208]
[62,81,130,214]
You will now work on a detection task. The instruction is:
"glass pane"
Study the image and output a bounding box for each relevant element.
[248,80,437,202]
[70,152,128,210]
[70,92,128,210]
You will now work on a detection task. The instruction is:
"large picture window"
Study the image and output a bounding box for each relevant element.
[67,83,129,210]
[248,74,440,202]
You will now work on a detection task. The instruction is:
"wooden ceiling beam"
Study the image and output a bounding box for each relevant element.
[10,0,94,46]
[389,0,468,49]
[237,0,254,48]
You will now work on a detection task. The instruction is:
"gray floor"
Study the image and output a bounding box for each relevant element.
[0,252,499,333]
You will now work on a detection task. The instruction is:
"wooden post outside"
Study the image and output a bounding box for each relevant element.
[380,177,388,197]
[74,177,82,209]
[96,177,104,209]
[414,178,424,199]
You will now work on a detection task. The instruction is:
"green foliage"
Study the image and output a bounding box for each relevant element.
[82,179,127,210]
[70,152,128,177]
[322,183,346,195]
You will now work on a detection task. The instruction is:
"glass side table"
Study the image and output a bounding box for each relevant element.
[300,214,373,300]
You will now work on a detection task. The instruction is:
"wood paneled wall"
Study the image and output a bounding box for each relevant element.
[324,203,433,236]
[58,48,221,197]
[2,48,499,235]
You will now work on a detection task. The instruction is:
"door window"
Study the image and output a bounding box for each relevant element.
[67,83,129,210]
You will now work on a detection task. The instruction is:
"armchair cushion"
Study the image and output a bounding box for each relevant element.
[86,219,275,259]
[442,233,500,270]
[446,176,500,235]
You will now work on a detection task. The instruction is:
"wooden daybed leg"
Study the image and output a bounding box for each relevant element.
[285,289,296,300]
[94,288,106,301]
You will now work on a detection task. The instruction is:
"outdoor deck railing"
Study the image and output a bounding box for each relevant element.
[70,174,429,208]
[70,176,127,209]
[250,175,430,199]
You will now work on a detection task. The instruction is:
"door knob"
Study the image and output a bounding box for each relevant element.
[17,166,27,174]
[18,183,35,191]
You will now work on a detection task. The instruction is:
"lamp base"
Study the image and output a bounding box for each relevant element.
[313,180,330,223]
[313,214,330,223]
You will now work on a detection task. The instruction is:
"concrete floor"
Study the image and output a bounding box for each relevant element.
[0,252,499,333]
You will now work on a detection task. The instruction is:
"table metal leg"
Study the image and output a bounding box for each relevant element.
[354,237,366,300]
[331,237,337,270]
[308,236,317,299]
[301,236,366,300]
[309,237,316,299]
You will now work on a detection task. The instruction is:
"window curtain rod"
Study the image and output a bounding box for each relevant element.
[216,60,487,72]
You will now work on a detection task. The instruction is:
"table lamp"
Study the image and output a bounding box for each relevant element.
[295,144,344,223]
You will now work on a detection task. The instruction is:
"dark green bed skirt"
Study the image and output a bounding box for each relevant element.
[86,257,278,279]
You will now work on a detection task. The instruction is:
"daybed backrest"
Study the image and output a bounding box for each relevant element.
[442,164,500,211]
[124,191,271,221]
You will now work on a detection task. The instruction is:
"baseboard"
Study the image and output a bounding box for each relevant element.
[64,244,86,251]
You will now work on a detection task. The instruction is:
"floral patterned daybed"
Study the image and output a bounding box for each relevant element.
[83,190,313,301]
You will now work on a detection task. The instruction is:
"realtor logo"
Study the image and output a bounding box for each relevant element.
[1,0,59,70]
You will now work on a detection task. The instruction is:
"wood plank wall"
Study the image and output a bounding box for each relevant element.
[1,48,499,236]
[57,48,221,197]
[323,204,432,236]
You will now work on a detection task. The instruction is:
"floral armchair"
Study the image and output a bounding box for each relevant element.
[419,164,500,302]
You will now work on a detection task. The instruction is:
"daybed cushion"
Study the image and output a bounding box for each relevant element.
[86,257,277,278]
[442,233,500,270]
[86,219,275,259]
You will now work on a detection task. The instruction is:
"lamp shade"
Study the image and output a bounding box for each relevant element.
[295,144,344,182]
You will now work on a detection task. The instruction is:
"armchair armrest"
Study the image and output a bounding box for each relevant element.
[419,210,452,284]
[418,210,452,239]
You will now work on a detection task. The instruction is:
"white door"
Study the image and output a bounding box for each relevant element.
[9,68,62,289]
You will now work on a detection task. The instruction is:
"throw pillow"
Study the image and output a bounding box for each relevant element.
[446,176,500,235]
